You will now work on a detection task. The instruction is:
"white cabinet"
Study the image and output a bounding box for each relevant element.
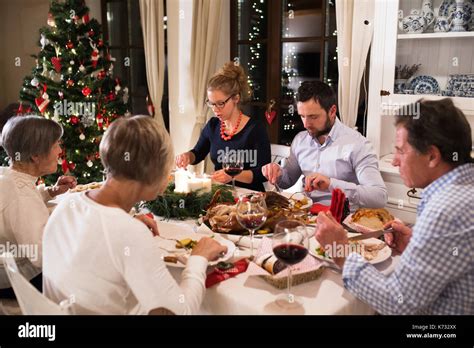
[366,0,474,222]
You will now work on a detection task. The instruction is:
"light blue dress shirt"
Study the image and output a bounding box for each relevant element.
[278,118,387,209]
[343,163,474,314]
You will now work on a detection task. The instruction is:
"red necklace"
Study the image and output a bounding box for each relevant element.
[220,111,243,141]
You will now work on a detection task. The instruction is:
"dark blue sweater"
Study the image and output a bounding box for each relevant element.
[190,117,271,191]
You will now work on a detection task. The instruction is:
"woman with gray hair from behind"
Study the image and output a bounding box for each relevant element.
[42,115,227,315]
[0,115,77,299]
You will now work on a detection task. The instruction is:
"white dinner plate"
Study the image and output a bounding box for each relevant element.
[155,232,236,268]
[280,192,312,209]
[308,233,392,265]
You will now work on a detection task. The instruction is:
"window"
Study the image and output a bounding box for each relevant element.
[101,0,169,129]
[231,0,338,145]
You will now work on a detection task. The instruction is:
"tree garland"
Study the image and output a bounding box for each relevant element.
[142,183,235,220]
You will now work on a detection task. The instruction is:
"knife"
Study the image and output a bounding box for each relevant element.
[347,227,394,242]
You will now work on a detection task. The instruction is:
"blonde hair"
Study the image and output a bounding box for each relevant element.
[207,61,252,104]
[100,115,174,185]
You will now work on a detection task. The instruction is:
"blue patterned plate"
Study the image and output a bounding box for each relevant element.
[407,75,440,95]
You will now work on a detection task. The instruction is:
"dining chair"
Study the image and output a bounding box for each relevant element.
[0,253,72,315]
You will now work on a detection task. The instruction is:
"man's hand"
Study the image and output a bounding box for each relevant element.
[384,220,412,254]
[211,169,232,184]
[49,175,77,197]
[304,173,330,192]
[134,213,159,236]
[315,211,348,268]
[261,163,282,185]
[192,237,228,262]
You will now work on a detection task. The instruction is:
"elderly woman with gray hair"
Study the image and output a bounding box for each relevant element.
[42,115,227,315]
[0,116,77,298]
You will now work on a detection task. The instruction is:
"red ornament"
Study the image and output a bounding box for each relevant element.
[265,110,277,125]
[83,13,90,24]
[35,94,50,114]
[61,158,69,174]
[68,162,76,171]
[96,113,103,128]
[67,79,74,87]
[220,111,243,141]
[70,116,79,125]
[66,40,74,49]
[88,29,94,37]
[91,48,99,68]
[98,39,103,47]
[26,106,32,113]
[108,92,116,101]
[17,103,24,115]
[82,86,92,97]
[51,57,62,73]
[95,152,100,159]
[98,70,106,80]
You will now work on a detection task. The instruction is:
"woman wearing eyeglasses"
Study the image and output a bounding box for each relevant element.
[175,62,271,191]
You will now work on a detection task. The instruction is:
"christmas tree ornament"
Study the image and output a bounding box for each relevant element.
[70,60,75,65]
[265,100,277,125]
[70,116,79,125]
[81,113,95,127]
[115,85,121,92]
[17,103,24,115]
[66,79,74,87]
[51,57,62,73]
[86,160,93,167]
[47,13,56,27]
[58,91,64,99]
[30,78,39,87]
[82,86,92,97]
[57,158,62,165]
[35,92,50,114]
[79,64,86,72]
[88,29,94,37]
[98,39,103,47]
[40,34,49,49]
[83,13,90,24]
[79,133,86,140]
[66,40,74,49]
[91,47,99,68]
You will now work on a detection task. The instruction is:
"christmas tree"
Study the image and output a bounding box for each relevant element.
[14,0,130,184]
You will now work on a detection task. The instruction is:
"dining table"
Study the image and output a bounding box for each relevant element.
[153,187,401,315]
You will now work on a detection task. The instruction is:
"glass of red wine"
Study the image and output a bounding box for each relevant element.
[236,193,268,259]
[272,220,309,309]
[223,158,244,192]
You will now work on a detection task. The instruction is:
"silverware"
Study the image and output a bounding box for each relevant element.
[274,182,282,193]
[347,227,394,242]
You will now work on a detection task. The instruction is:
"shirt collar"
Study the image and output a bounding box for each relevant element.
[419,163,474,212]
[8,167,39,185]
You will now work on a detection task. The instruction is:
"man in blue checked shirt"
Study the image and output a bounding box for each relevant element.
[262,81,387,209]
[316,98,474,315]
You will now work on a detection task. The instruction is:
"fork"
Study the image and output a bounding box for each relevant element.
[273,182,282,193]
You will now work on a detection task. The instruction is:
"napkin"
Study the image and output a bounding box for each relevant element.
[309,188,349,223]
[205,258,249,288]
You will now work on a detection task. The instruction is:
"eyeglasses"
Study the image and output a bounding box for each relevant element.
[206,95,234,109]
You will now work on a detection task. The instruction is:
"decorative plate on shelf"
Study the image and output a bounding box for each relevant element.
[407,75,440,95]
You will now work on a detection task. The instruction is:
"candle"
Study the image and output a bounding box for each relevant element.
[174,169,191,193]
[188,178,203,192]
[201,177,212,193]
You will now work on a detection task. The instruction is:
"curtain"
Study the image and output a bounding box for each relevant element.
[139,0,165,126]
[189,0,223,174]
[336,0,375,128]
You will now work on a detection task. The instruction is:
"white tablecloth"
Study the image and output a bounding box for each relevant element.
[157,218,399,315]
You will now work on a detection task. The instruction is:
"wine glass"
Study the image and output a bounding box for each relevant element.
[272,220,309,309]
[223,157,244,192]
[236,193,267,259]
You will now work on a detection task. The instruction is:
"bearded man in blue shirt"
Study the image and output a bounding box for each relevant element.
[262,81,387,209]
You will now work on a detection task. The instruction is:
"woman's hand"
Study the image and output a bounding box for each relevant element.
[211,169,232,184]
[49,175,77,197]
[134,213,159,236]
[175,152,193,169]
[192,237,228,262]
